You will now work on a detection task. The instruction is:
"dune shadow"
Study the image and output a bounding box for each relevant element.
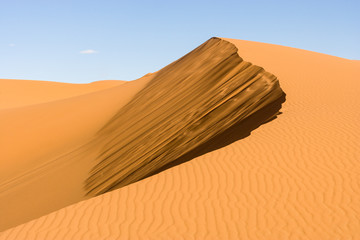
[142,93,286,180]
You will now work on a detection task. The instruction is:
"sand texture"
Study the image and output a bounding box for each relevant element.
[1,37,360,239]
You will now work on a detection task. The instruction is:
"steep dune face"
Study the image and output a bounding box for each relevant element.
[85,37,285,196]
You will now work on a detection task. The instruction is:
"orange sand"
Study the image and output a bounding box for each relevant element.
[0,76,151,230]
[0,38,359,239]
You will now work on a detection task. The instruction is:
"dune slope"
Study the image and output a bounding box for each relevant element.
[1,38,360,239]
[85,37,285,196]
[0,76,151,231]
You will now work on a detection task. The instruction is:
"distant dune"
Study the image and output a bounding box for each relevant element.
[1,37,359,239]
[0,79,125,109]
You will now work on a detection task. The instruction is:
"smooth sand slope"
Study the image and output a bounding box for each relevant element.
[0,76,151,230]
[1,38,360,239]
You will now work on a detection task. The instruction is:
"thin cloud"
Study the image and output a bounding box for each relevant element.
[80,49,98,54]
[9,43,15,47]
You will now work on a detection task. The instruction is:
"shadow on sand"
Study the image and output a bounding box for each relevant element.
[142,93,286,180]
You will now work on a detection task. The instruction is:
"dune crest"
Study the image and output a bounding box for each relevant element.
[85,37,285,196]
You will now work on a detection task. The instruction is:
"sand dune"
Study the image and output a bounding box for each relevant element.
[1,38,360,239]
[0,79,124,109]
[85,38,285,196]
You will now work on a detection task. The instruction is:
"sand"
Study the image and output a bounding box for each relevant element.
[0,76,152,230]
[0,38,359,239]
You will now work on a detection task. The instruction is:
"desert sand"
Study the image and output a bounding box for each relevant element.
[0,37,359,239]
[0,76,151,230]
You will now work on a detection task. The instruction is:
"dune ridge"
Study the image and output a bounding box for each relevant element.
[85,37,285,196]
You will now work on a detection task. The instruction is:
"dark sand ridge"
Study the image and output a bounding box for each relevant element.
[85,37,285,196]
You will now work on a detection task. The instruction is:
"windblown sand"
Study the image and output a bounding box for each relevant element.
[0,38,359,239]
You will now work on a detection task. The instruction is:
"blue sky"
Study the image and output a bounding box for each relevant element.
[1,0,359,83]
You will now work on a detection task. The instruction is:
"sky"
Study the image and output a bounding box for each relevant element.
[1,0,359,83]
